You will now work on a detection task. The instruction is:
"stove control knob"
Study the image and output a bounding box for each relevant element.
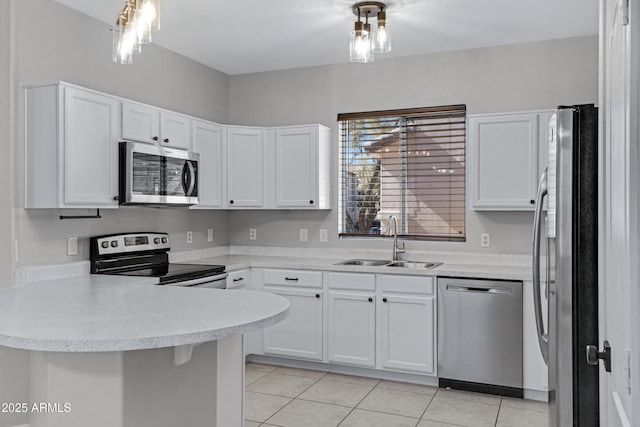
[101,241,109,249]
[161,237,168,244]
[110,241,118,248]
[154,237,161,244]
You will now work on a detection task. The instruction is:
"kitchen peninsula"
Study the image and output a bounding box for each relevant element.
[0,276,289,427]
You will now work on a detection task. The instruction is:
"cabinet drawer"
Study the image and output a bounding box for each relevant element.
[227,269,249,289]
[327,272,375,291]
[379,275,435,295]
[263,269,322,288]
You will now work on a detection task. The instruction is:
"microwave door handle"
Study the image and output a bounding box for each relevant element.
[185,161,196,196]
[532,167,549,365]
[181,162,189,195]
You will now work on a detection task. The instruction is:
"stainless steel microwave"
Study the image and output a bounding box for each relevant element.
[118,141,199,206]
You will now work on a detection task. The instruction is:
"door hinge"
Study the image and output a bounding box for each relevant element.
[622,0,629,26]
[586,341,612,372]
[623,349,631,394]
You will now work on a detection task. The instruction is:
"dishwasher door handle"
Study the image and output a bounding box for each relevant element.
[446,285,512,295]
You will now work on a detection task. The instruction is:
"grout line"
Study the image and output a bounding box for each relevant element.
[336,379,381,426]
[418,390,437,420]
[495,397,503,427]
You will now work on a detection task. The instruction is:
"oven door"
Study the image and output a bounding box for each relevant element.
[164,273,228,289]
[120,141,199,206]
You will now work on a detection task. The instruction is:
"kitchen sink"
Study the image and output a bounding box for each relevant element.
[335,259,393,266]
[386,261,442,269]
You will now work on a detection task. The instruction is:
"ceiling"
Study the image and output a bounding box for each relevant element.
[52,0,599,75]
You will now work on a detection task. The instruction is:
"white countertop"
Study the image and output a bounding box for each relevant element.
[185,254,532,281]
[0,275,289,352]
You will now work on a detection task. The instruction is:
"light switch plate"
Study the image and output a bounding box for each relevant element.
[319,229,328,243]
[207,228,214,242]
[300,228,308,242]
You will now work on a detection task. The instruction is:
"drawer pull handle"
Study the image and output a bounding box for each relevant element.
[152,136,159,141]
[446,285,512,295]
[285,277,299,281]
[368,297,373,302]
[232,278,244,282]
[315,293,320,299]
[382,298,387,303]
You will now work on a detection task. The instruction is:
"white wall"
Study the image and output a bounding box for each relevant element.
[12,0,232,267]
[227,36,599,255]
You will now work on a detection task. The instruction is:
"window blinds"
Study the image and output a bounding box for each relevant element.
[338,105,466,241]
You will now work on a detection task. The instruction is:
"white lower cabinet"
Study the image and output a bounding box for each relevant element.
[262,270,323,361]
[378,275,436,375]
[326,273,376,368]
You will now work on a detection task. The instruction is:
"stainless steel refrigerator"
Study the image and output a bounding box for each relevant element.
[532,104,599,426]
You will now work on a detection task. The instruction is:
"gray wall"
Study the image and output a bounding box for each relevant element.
[12,0,232,267]
[227,36,598,255]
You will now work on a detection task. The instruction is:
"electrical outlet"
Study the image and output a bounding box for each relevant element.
[300,228,308,242]
[67,237,78,256]
[207,228,214,242]
[480,233,490,248]
[186,231,193,244]
[319,229,328,243]
[249,228,257,240]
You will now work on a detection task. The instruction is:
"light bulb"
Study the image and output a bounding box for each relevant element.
[374,9,391,53]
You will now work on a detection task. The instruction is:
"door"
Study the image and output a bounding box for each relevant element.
[379,294,435,374]
[122,102,159,144]
[63,86,120,207]
[226,127,264,207]
[327,291,376,367]
[262,286,323,361]
[191,120,224,208]
[599,0,637,425]
[274,127,318,208]
[160,111,191,150]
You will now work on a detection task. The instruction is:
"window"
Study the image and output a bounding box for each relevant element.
[338,105,466,241]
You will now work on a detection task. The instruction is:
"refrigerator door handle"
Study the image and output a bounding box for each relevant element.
[532,168,550,365]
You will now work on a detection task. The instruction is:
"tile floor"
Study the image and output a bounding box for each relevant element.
[244,363,549,427]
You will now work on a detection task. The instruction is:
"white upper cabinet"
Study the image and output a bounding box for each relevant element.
[122,102,191,150]
[191,120,224,209]
[226,126,265,208]
[469,110,553,210]
[272,125,331,209]
[26,83,120,209]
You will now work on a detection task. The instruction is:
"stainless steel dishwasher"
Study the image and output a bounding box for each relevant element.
[438,277,523,397]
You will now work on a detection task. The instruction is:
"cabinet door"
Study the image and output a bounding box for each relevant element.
[274,127,317,208]
[191,120,224,208]
[227,127,264,207]
[160,111,191,150]
[469,113,539,210]
[63,87,120,207]
[122,102,159,144]
[263,286,323,360]
[327,291,376,367]
[379,294,436,374]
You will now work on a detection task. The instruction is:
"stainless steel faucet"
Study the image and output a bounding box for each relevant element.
[389,215,405,261]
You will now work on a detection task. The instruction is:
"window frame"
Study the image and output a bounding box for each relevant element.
[337,104,467,242]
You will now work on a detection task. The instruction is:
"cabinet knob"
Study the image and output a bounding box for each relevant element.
[315,293,320,299]
[113,196,119,201]
[152,136,159,141]
[309,200,314,205]
[383,298,388,303]
[530,199,535,205]
[163,138,169,143]
[368,297,373,302]
[229,200,234,204]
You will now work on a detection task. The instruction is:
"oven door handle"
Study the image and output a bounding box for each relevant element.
[164,273,228,288]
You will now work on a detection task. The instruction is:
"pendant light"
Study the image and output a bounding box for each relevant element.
[112,0,161,64]
[349,2,392,63]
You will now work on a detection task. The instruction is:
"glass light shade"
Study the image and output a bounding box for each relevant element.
[350,29,373,63]
[374,22,391,53]
[112,26,132,64]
